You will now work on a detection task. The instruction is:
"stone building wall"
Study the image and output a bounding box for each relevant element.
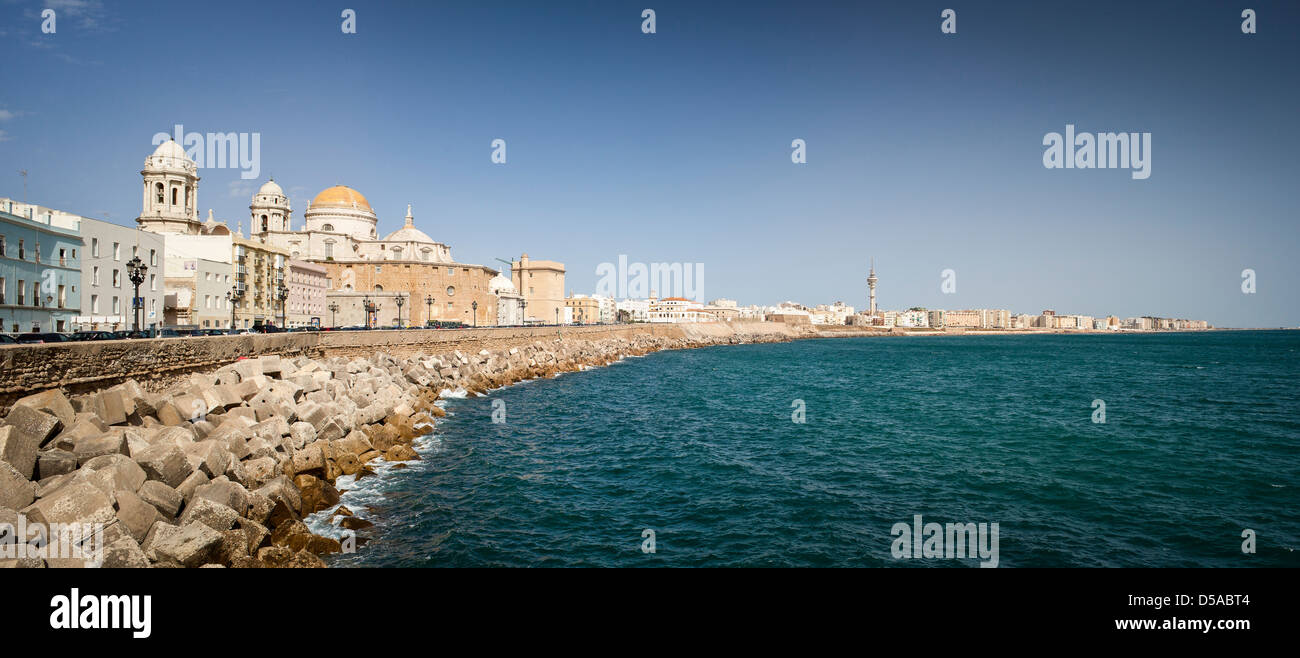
[322,260,498,327]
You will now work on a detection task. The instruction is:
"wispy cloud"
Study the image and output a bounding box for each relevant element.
[228,180,256,198]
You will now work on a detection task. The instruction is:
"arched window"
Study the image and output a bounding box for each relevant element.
[421,248,431,261]
[171,187,178,206]
[446,286,455,296]
[374,285,383,292]
[155,183,165,204]
[322,224,334,232]
[261,215,268,232]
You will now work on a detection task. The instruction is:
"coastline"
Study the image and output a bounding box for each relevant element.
[0,324,795,568]
[0,322,1269,568]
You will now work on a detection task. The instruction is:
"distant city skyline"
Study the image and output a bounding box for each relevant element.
[1,0,1296,327]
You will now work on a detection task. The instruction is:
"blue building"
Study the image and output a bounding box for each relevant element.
[0,199,84,333]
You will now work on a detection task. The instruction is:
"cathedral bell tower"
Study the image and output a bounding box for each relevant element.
[136,139,201,235]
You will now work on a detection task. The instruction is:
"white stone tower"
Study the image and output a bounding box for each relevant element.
[137,139,201,235]
[250,178,292,235]
[867,259,878,315]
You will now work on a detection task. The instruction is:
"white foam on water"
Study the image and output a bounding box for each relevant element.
[440,387,469,399]
[304,430,445,541]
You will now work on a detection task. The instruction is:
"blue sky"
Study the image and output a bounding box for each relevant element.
[1,0,1296,326]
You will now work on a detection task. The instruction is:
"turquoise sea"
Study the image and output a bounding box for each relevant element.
[323,331,1300,567]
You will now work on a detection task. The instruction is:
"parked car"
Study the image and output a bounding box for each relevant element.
[252,324,282,334]
[109,330,148,340]
[70,331,116,341]
[16,332,73,344]
[157,328,182,338]
[0,334,16,344]
[228,328,253,335]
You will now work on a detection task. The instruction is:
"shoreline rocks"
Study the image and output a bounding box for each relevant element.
[0,325,795,568]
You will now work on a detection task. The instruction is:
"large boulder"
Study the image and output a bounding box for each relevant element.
[11,390,76,429]
[22,482,116,530]
[133,442,193,488]
[82,454,147,493]
[114,490,161,543]
[149,522,223,567]
[298,478,340,515]
[257,477,301,515]
[175,470,209,502]
[289,441,325,474]
[72,433,129,465]
[137,480,182,519]
[36,449,78,479]
[4,404,63,448]
[90,390,129,426]
[192,479,249,516]
[184,440,231,478]
[0,426,42,480]
[0,461,37,509]
[242,457,278,489]
[177,497,239,532]
[287,422,316,450]
[100,537,150,568]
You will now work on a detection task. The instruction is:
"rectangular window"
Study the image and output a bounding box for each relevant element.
[18,240,25,260]
[0,277,4,304]
[32,281,40,307]
[0,235,5,256]
[17,280,25,305]
[447,267,454,275]
[92,238,99,257]
[113,270,120,287]
[91,294,99,313]
[150,274,156,291]
[112,296,119,314]
[93,266,100,285]
[150,249,157,267]
[113,242,120,261]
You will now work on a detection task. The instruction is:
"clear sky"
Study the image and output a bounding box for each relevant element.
[1,0,1296,327]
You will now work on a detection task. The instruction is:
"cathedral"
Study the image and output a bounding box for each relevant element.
[135,139,509,327]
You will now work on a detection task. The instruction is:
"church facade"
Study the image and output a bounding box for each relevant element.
[251,184,499,327]
[134,139,541,328]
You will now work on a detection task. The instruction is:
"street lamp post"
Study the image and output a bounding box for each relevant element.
[424,295,433,327]
[226,288,241,332]
[520,298,527,327]
[471,300,478,327]
[362,296,379,329]
[126,256,147,333]
[395,293,405,328]
[328,302,339,328]
[277,284,288,329]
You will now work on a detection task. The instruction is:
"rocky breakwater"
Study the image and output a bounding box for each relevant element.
[0,324,794,568]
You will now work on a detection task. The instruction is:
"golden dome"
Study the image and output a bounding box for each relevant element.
[310,185,371,212]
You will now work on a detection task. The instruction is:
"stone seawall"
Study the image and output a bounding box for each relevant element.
[0,321,804,568]
[0,334,324,413]
[0,325,700,416]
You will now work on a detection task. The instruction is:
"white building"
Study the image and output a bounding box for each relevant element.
[616,298,650,322]
[649,297,714,323]
[490,272,525,326]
